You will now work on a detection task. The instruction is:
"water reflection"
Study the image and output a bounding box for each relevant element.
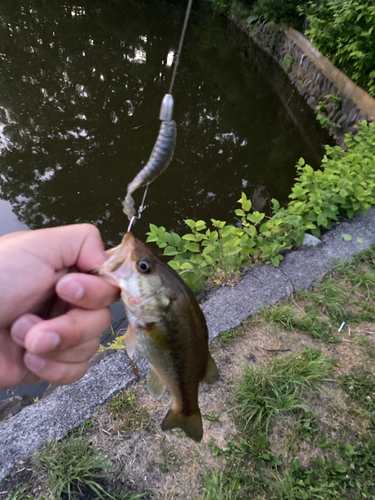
[0,0,330,246]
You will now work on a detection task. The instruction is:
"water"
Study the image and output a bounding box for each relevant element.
[0,0,330,402]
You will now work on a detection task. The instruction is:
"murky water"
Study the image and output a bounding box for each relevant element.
[0,0,330,402]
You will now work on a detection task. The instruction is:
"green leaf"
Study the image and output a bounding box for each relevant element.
[209,230,218,242]
[182,234,197,242]
[184,219,196,229]
[184,242,200,252]
[167,233,181,247]
[341,234,352,241]
[156,239,167,248]
[223,246,242,256]
[356,237,364,244]
[163,246,179,256]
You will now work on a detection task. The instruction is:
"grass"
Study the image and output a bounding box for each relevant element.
[233,347,334,434]
[35,429,115,500]
[108,389,155,433]
[201,245,375,500]
[5,485,33,500]
[219,327,241,343]
[158,445,183,473]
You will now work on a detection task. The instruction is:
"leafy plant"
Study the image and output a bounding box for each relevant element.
[306,0,375,96]
[286,121,375,237]
[316,113,341,131]
[296,411,319,442]
[282,55,294,72]
[148,121,375,289]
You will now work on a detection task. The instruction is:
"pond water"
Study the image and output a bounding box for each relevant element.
[0,0,330,402]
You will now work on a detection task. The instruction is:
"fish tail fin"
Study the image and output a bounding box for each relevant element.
[201,352,220,385]
[161,409,203,442]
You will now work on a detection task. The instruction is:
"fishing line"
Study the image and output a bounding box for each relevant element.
[126,0,193,232]
[169,0,194,95]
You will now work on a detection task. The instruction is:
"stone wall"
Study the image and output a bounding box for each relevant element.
[235,19,375,148]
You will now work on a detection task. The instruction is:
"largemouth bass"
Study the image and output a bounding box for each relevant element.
[97,233,219,441]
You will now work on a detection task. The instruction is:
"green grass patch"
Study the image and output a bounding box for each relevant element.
[5,485,32,500]
[35,430,115,500]
[219,328,241,343]
[232,347,334,434]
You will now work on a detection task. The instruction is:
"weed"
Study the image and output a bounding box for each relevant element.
[345,268,375,299]
[296,411,319,442]
[340,368,375,422]
[201,464,242,500]
[355,335,375,359]
[316,112,341,130]
[284,432,298,457]
[5,485,32,500]
[233,348,334,434]
[220,328,241,343]
[262,304,295,329]
[293,311,341,343]
[352,244,375,265]
[282,55,294,72]
[202,411,220,421]
[158,445,183,473]
[109,389,154,433]
[263,302,341,343]
[35,430,114,500]
[83,418,95,429]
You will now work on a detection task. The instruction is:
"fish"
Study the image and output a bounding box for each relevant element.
[97,232,219,441]
[124,94,177,221]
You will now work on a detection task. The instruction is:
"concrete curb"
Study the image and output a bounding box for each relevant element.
[1,207,375,482]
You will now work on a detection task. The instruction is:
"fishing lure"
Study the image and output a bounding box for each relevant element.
[123,94,177,221]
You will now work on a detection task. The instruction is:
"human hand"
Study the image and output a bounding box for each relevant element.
[0,224,119,390]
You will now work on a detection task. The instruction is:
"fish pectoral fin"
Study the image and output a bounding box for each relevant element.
[125,324,137,359]
[145,325,170,351]
[201,353,220,385]
[161,409,203,442]
[147,367,166,400]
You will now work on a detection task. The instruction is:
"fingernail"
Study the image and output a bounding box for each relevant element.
[11,316,40,346]
[56,276,85,300]
[24,353,46,372]
[29,331,60,354]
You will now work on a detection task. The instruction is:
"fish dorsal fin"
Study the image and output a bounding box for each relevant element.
[125,324,137,359]
[161,409,203,442]
[148,366,166,400]
[145,325,170,351]
[201,353,220,385]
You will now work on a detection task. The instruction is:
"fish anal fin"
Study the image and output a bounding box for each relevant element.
[161,409,203,442]
[145,325,170,351]
[201,353,220,385]
[148,366,166,400]
[125,324,137,359]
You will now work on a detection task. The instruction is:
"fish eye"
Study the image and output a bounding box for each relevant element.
[137,258,153,273]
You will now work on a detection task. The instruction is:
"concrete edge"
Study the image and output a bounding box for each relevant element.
[286,27,375,121]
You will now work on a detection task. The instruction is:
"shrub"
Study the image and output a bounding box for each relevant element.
[305,0,375,96]
[148,122,375,289]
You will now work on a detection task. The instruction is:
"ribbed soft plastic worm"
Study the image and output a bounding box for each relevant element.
[123,93,177,221]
